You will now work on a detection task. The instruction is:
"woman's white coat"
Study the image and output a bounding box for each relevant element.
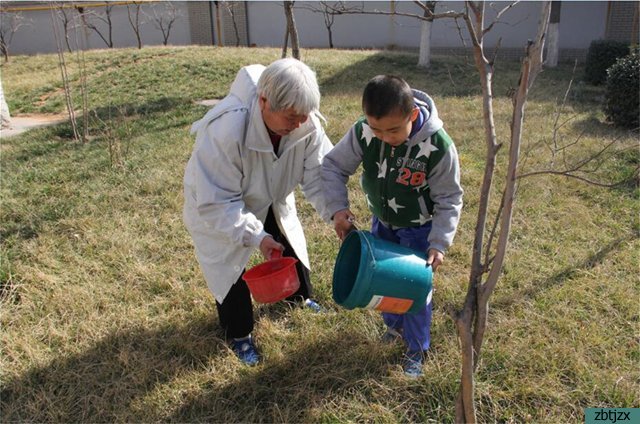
[183,65,332,303]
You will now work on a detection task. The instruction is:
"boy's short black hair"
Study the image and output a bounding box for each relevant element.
[362,75,414,119]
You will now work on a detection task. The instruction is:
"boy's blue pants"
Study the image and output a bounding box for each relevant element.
[371,217,433,353]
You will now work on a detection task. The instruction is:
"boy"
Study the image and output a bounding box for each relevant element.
[321,75,463,377]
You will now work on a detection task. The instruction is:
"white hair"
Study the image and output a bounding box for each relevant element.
[257,58,320,115]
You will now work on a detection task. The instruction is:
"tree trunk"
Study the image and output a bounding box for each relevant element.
[282,25,289,58]
[546,2,562,67]
[328,26,334,49]
[284,1,300,59]
[454,2,552,422]
[418,1,436,68]
[214,1,223,46]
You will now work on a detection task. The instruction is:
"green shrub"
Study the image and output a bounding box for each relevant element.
[604,51,639,128]
[584,39,629,85]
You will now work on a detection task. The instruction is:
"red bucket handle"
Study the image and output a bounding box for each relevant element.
[270,249,283,260]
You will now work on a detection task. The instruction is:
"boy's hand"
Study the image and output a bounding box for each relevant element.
[259,236,285,260]
[427,248,444,272]
[332,209,357,241]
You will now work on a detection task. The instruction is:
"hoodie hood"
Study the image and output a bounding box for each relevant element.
[408,89,443,146]
[190,64,265,134]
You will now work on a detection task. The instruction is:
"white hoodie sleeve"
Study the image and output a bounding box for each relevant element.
[299,124,335,222]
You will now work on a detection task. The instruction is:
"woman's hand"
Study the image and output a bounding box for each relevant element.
[259,236,284,260]
[332,209,357,241]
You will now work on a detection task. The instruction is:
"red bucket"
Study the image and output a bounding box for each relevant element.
[242,250,300,303]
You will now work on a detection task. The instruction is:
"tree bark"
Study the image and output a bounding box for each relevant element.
[454,3,552,422]
[547,2,561,67]
[284,1,300,59]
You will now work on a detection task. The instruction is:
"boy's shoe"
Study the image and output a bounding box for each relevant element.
[381,327,403,344]
[403,350,424,378]
[303,298,323,313]
[231,337,260,366]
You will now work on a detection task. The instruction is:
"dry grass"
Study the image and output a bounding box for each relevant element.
[1,46,638,422]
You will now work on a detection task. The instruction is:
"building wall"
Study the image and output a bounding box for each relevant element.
[4,2,193,55]
[3,1,613,60]
[187,1,213,45]
[605,1,640,43]
[246,1,608,61]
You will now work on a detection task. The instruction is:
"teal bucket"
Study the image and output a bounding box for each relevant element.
[332,230,432,315]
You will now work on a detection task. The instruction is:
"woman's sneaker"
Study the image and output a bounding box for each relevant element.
[231,337,260,366]
[403,350,424,378]
[303,298,323,313]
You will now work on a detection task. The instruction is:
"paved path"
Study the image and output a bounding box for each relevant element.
[0,114,68,138]
[1,101,219,139]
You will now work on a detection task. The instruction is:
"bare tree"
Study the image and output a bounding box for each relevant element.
[298,1,361,49]
[0,7,30,62]
[93,106,134,169]
[79,3,116,48]
[221,1,242,47]
[145,2,183,46]
[73,10,90,143]
[127,2,144,49]
[322,1,464,66]
[283,1,300,59]
[453,4,553,421]
[50,6,81,142]
[54,3,76,53]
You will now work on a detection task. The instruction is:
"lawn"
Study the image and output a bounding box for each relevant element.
[1,46,638,422]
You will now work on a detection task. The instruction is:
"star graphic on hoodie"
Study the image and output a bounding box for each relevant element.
[365,194,373,208]
[411,213,430,225]
[412,178,429,193]
[387,197,405,214]
[376,159,387,178]
[361,123,376,146]
[416,140,439,159]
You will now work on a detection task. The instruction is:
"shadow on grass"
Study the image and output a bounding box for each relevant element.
[494,230,640,309]
[167,330,397,423]
[1,309,402,422]
[0,314,225,422]
[318,51,590,103]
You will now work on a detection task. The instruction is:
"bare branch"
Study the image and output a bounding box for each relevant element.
[321,2,465,21]
[484,190,505,270]
[144,2,182,46]
[297,1,363,48]
[0,7,31,62]
[127,2,144,49]
[79,5,115,48]
[518,168,639,187]
[482,1,519,35]
[221,1,242,47]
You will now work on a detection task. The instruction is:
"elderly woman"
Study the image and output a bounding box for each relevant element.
[183,58,333,365]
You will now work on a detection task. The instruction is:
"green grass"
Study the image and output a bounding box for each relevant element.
[1,46,638,422]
